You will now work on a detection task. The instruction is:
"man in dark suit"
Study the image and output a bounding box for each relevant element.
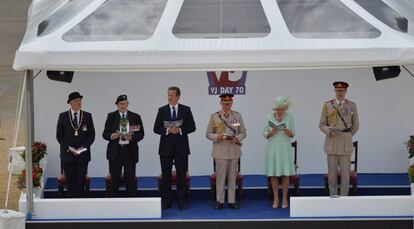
[102,95,144,197]
[56,92,95,198]
[154,86,196,210]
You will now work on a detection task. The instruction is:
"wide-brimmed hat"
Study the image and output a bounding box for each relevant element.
[272,96,291,110]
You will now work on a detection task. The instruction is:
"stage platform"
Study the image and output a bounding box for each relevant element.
[43,173,412,191]
[25,173,413,229]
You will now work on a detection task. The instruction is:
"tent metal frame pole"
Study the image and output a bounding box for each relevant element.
[24,69,34,218]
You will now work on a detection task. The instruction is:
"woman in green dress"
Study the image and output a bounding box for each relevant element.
[263,96,295,208]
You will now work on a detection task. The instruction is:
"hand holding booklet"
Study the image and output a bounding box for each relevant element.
[164,119,183,129]
[68,146,87,155]
[116,130,134,138]
[268,121,286,131]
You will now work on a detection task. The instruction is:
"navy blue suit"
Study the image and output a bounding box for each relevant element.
[153,104,196,204]
[56,110,95,197]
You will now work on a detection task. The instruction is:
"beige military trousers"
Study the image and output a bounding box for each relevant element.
[215,158,239,203]
[327,154,351,196]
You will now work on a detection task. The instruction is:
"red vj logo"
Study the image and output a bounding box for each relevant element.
[207,71,247,95]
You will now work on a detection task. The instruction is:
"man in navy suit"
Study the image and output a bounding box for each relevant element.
[56,92,95,198]
[102,95,145,197]
[154,86,196,210]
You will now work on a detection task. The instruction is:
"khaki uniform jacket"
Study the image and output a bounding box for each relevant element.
[206,110,247,159]
[319,99,359,155]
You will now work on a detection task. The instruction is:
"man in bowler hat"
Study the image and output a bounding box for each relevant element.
[56,92,95,197]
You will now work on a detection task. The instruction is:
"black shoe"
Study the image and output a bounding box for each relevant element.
[214,202,224,210]
[178,200,188,210]
[228,203,240,209]
[162,201,172,210]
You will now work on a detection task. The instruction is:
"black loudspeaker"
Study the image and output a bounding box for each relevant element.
[47,71,74,83]
[373,66,401,81]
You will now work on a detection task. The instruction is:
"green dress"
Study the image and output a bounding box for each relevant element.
[264,112,295,177]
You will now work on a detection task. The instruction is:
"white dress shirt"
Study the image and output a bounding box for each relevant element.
[70,109,80,126]
[170,104,178,118]
[166,104,182,135]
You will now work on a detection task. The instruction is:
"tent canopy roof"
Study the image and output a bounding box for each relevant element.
[13,0,414,71]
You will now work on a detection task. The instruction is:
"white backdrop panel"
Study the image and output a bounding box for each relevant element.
[33,66,414,179]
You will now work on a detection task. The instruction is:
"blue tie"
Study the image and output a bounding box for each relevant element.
[172,106,177,121]
[73,112,78,127]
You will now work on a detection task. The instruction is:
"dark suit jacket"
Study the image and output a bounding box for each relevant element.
[56,110,95,163]
[102,110,144,163]
[153,104,196,156]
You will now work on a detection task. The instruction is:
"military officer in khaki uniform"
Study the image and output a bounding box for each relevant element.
[206,94,247,210]
[319,81,359,196]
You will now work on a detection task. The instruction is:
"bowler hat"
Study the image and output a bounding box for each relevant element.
[67,92,83,104]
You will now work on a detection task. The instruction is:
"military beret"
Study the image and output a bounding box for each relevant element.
[115,94,128,104]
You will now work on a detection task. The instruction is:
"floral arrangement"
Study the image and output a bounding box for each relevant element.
[20,142,47,163]
[406,136,414,183]
[16,167,43,190]
[409,165,414,183]
[407,136,414,159]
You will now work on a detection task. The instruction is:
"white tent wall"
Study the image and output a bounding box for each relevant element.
[33,66,414,180]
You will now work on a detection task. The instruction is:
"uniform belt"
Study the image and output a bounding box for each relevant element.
[342,128,351,133]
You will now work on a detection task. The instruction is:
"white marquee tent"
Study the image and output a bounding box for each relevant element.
[9,0,414,218]
[13,0,414,71]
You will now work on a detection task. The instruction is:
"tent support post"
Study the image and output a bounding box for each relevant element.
[402,65,414,79]
[24,70,34,219]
